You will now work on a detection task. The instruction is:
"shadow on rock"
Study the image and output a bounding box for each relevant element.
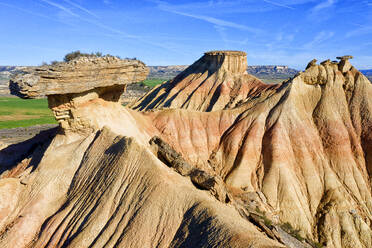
[0,127,59,175]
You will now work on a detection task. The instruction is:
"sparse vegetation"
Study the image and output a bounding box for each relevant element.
[278,221,324,247]
[259,77,291,84]
[252,207,273,228]
[38,51,139,65]
[38,51,129,66]
[280,222,305,242]
[64,50,102,62]
[251,209,323,248]
[63,50,122,62]
[263,216,273,227]
[0,97,56,129]
[309,241,324,248]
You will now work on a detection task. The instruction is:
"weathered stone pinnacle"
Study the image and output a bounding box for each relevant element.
[305,59,317,69]
[320,59,331,66]
[337,55,354,73]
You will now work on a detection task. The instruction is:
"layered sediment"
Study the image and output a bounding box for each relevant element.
[131,50,277,111]
[1,51,371,248]
[9,56,149,131]
[9,56,148,98]
[143,55,372,247]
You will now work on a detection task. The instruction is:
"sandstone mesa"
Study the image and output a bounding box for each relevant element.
[0,51,371,248]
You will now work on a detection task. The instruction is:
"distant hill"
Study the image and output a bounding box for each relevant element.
[0,66,18,72]
[148,65,189,79]
[247,65,298,78]
[149,66,372,84]
[0,66,25,96]
[246,65,299,83]
[148,65,299,83]
[0,66,25,78]
[361,70,372,81]
[361,69,372,74]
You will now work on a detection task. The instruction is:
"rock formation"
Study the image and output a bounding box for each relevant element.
[141,54,372,247]
[9,56,148,98]
[0,51,371,248]
[130,50,279,111]
[9,56,149,131]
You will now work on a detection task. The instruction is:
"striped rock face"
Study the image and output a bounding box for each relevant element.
[0,52,371,248]
[131,50,279,112]
[143,56,372,248]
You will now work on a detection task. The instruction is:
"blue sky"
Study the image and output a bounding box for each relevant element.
[0,0,371,69]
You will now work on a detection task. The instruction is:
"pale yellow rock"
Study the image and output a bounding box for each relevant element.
[0,51,371,248]
[9,56,149,98]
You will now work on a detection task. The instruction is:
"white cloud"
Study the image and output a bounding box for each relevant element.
[172,10,262,34]
[312,0,337,13]
[0,1,76,26]
[40,0,79,17]
[155,1,263,34]
[303,31,334,49]
[149,0,316,14]
[346,23,372,38]
[262,0,295,10]
[36,0,187,54]
[62,0,99,18]
[214,25,228,46]
[308,0,337,22]
[346,26,372,38]
[275,32,294,42]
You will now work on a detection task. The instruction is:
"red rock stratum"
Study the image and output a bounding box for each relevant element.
[0,52,371,248]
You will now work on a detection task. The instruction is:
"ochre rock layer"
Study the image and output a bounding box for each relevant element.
[1,52,371,248]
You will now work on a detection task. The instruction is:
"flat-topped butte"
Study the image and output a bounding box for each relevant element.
[204,50,247,56]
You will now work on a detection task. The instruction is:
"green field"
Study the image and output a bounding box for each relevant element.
[0,97,56,129]
[0,79,165,129]
[141,79,165,88]
[0,80,166,129]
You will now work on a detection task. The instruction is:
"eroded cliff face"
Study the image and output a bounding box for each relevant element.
[0,52,371,248]
[143,55,372,247]
[0,55,283,248]
[131,50,278,112]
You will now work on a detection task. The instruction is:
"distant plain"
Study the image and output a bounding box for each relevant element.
[0,79,164,129]
[0,97,55,129]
